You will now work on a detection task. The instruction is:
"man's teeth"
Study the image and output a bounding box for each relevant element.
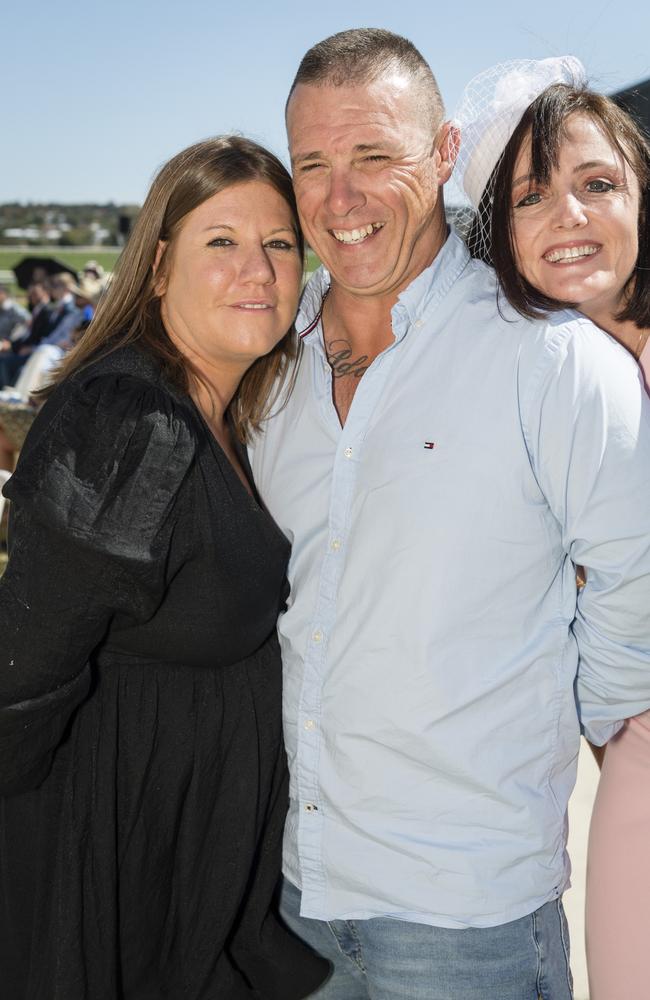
[239,304,270,309]
[544,245,599,263]
[332,223,384,244]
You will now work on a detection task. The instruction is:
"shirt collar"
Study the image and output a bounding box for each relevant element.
[296,230,471,349]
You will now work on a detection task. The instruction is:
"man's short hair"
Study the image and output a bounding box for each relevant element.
[286,28,444,132]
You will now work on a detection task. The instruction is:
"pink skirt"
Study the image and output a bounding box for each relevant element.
[586,710,650,999]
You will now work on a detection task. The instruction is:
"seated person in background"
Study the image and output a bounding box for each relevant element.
[25,280,52,339]
[26,280,50,314]
[33,272,83,350]
[0,277,102,468]
[68,276,103,330]
[0,284,30,387]
[1,273,84,391]
[82,259,108,290]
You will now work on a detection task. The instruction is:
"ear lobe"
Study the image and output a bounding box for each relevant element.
[153,240,168,296]
[434,123,461,184]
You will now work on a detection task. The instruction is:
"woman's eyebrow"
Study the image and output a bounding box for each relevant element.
[572,159,620,173]
[512,173,535,188]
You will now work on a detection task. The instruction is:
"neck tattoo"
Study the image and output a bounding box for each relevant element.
[326,338,370,379]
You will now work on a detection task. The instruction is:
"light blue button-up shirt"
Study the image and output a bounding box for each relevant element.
[250,233,650,929]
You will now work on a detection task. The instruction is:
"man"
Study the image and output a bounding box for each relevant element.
[250,29,650,998]
[0,284,29,386]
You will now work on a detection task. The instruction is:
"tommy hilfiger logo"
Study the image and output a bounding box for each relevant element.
[423,441,436,450]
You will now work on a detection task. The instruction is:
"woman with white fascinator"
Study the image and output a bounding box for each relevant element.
[454,58,650,999]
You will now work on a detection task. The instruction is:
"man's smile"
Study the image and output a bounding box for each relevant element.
[330,222,385,244]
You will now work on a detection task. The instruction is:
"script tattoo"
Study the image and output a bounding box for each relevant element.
[326,339,370,379]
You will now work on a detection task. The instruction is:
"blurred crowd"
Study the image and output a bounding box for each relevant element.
[0,260,107,469]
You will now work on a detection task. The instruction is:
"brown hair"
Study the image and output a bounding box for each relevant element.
[286,28,444,132]
[473,84,650,326]
[49,135,305,442]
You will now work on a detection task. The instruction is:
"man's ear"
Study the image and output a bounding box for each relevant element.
[433,123,460,185]
[153,240,168,296]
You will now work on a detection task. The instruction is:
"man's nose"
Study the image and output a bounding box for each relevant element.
[326,168,366,217]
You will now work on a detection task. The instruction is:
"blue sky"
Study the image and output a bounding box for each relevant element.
[4,0,649,204]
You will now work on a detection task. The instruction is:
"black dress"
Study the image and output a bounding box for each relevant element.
[0,346,328,999]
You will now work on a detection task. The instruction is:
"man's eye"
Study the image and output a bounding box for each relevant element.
[299,163,323,173]
[208,237,234,247]
[363,155,389,162]
[514,191,542,208]
[586,179,615,193]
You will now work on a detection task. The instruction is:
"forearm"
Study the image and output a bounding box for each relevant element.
[0,515,111,793]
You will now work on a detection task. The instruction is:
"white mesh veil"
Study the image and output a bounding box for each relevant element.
[450,56,587,259]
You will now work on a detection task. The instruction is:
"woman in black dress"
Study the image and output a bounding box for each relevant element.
[0,136,328,999]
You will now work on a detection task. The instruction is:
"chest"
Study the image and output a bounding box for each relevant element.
[111,436,290,669]
[254,332,551,572]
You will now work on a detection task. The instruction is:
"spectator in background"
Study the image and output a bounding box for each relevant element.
[0,285,30,387]
[42,272,80,336]
[0,277,102,468]
[20,280,52,351]
[1,273,83,390]
[26,281,50,315]
[82,259,108,290]
[69,276,103,330]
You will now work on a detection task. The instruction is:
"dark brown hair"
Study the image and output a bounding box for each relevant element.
[472,84,650,326]
[49,135,305,441]
[286,28,444,131]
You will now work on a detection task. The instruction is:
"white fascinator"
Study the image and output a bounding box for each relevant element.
[451,56,587,255]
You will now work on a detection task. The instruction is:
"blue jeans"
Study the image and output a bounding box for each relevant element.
[280,879,573,999]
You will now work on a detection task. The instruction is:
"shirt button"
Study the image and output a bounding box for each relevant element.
[305,803,319,812]
[304,719,316,731]
[312,629,323,643]
[414,319,424,329]
[330,538,341,551]
[344,446,353,459]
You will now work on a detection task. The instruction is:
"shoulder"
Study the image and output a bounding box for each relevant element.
[27,344,198,460]
[519,310,640,388]
[513,312,648,449]
[9,302,29,321]
[7,345,198,552]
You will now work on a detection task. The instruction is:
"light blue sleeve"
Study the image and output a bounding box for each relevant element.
[521,319,650,745]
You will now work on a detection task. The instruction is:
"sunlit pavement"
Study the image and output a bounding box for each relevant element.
[565,741,600,999]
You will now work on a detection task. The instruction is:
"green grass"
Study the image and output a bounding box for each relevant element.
[305,250,320,273]
[2,248,319,278]
[0,247,121,274]
[0,247,122,301]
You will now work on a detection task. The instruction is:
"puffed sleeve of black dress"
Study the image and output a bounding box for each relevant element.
[0,369,196,795]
